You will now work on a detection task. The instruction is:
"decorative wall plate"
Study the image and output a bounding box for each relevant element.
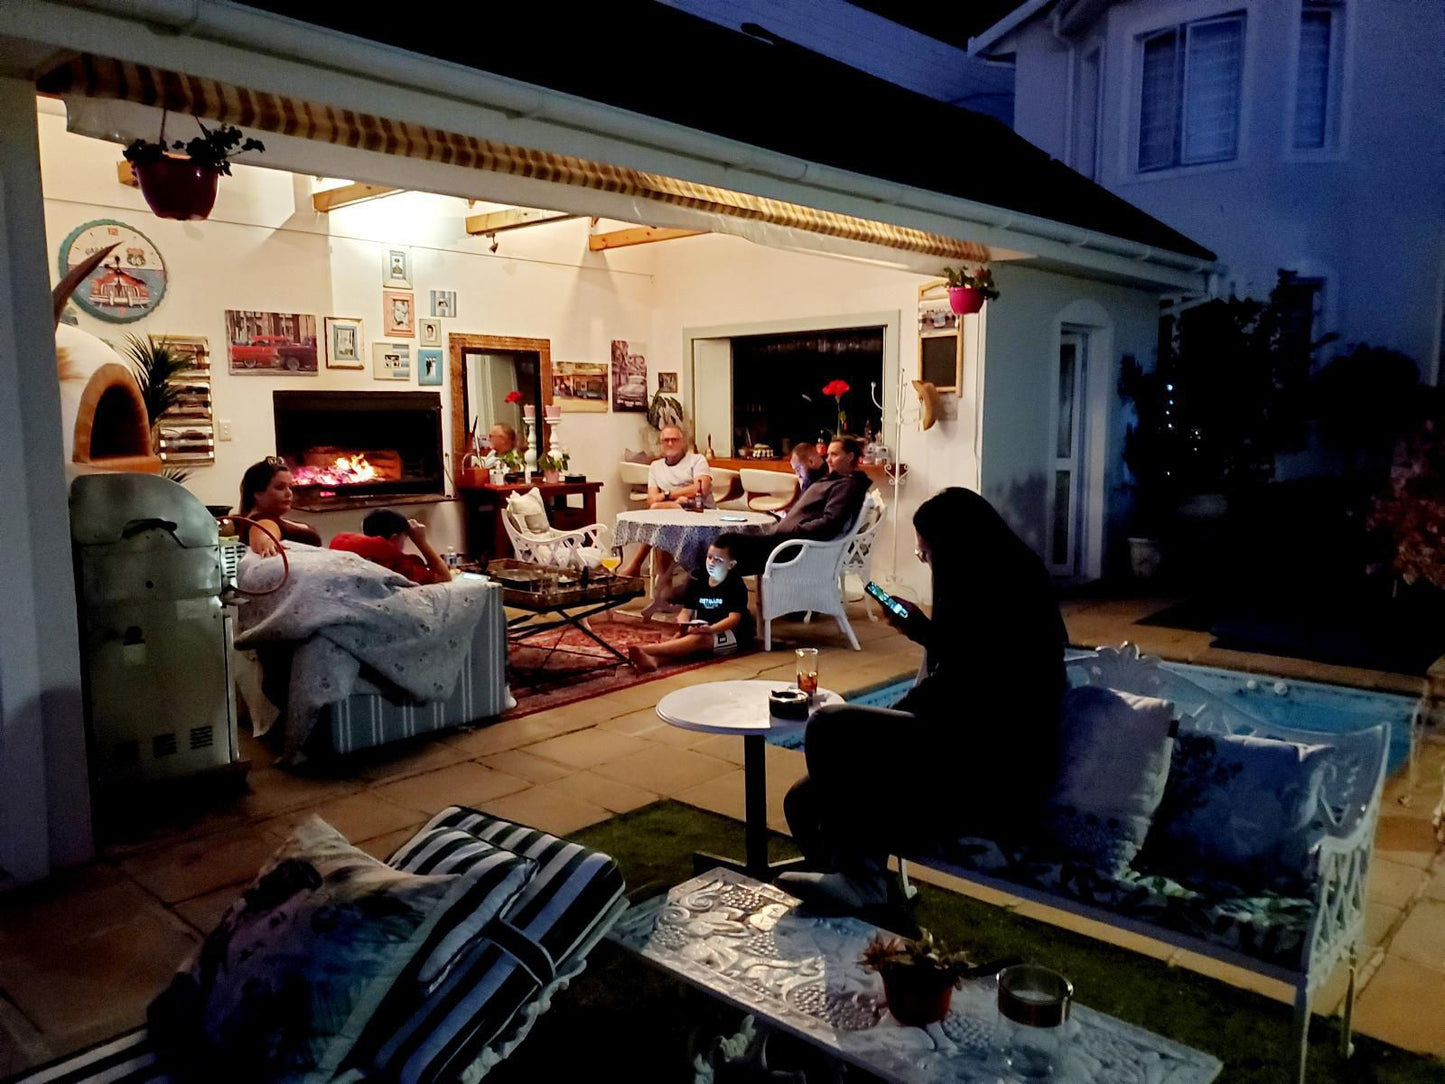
[57,219,167,323]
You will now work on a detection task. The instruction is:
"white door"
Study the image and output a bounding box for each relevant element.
[690,338,733,457]
[1048,330,1087,576]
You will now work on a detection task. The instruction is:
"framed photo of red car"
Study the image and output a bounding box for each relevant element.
[224,310,318,374]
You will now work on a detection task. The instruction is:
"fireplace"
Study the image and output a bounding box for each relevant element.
[272,391,443,508]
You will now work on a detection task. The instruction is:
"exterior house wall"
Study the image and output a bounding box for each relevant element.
[1004,0,1445,377]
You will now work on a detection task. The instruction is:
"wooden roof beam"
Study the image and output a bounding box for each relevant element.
[465,208,577,235]
[312,182,402,212]
[588,226,705,251]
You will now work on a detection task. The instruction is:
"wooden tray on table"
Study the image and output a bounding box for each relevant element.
[486,558,644,610]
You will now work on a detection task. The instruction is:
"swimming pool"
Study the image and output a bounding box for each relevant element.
[773,657,1419,775]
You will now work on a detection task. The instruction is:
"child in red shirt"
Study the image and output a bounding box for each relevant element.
[329,509,452,585]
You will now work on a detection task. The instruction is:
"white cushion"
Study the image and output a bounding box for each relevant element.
[506,487,551,534]
[1042,686,1176,869]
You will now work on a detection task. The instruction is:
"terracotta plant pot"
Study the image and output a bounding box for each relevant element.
[947,286,987,315]
[543,470,561,483]
[135,157,221,221]
[880,965,956,1027]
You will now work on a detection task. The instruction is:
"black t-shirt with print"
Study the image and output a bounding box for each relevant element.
[680,569,755,643]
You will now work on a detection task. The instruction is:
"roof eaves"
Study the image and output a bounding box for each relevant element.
[968,0,1056,56]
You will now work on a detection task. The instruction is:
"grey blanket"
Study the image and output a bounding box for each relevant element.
[235,545,492,755]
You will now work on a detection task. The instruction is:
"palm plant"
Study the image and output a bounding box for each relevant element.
[125,335,192,427]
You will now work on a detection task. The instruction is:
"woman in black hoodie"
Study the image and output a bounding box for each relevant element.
[779,487,1067,911]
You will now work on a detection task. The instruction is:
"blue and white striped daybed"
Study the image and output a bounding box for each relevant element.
[2,808,626,1084]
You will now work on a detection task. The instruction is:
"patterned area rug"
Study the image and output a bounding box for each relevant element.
[505,614,756,719]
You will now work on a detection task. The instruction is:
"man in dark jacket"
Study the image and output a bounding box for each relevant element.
[722,436,873,574]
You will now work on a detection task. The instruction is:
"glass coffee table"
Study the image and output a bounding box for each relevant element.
[611,868,1223,1083]
[656,679,843,881]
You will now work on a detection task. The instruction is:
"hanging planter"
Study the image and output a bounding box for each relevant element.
[942,265,1000,314]
[946,286,987,315]
[123,113,264,223]
[134,157,221,221]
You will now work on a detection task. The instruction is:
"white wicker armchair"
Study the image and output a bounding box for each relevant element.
[759,496,876,651]
[501,494,609,569]
[836,490,885,619]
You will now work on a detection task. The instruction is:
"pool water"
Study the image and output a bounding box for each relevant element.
[771,659,1418,775]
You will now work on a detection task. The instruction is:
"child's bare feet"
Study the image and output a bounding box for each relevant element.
[628,644,659,672]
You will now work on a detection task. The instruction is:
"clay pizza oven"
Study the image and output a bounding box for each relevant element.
[69,359,160,472]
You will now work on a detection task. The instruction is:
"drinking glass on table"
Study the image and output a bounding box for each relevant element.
[795,648,820,699]
[996,964,1072,1079]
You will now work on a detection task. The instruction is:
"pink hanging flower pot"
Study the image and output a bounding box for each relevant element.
[947,286,986,315]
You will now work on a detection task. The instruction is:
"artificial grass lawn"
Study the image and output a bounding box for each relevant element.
[488,801,1442,1083]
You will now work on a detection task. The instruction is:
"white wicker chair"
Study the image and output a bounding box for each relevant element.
[759,497,875,651]
[806,489,886,623]
[502,497,609,569]
[708,466,745,508]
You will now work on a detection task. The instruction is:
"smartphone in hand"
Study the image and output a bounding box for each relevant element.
[864,580,913,621]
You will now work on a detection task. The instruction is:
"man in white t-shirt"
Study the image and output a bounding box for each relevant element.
[617,425,713,580]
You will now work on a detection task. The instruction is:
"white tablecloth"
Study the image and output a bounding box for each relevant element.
[615,508,774,570]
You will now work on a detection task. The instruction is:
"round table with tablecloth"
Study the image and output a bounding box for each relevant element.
[614,507,775,570]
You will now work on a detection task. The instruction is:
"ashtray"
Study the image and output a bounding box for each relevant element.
[768,688,811,721]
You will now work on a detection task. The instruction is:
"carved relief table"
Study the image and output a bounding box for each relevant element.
[610,869,1223,1084]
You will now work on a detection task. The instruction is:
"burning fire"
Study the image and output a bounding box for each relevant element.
[291,453,379,487]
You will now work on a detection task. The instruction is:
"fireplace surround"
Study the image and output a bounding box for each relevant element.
[272,390,443,509]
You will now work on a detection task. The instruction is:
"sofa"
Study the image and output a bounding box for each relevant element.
[2,807,628,1084]
[897,644,1389,1084]
[234,577,512,758]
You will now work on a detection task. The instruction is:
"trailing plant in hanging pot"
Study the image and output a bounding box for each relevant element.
[123,114,264,221]
[941,265,999,315]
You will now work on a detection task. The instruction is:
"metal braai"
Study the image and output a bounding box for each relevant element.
[272,391,443,507]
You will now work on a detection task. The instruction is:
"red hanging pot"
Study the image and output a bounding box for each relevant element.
[947,286,987,315]
[880,965,956,1026]
[135,157,221,221]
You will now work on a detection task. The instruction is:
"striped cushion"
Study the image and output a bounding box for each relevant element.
[388,828,536,990]
[348,807,626,1084]
[1,1028,166,1084]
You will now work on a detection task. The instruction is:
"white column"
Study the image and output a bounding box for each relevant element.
[0,80,93,882]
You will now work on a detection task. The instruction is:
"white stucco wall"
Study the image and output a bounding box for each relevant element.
[1002,0,1445,376]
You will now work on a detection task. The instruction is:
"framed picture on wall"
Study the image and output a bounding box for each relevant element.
[610,339,647,412]
[383,247,412,289]
[418,317,442,347]
[323,316,365,369]
[418,348,443,386]
[429,290,457,318]
[373,342,412,381]
[552,360,608,412]
[656,371,678,393]
[224,310,318,374]
[382,290,415,337]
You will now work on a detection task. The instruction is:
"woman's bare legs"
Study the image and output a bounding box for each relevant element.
[628,630,712,672]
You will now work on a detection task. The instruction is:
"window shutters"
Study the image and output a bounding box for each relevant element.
[1181,17,1244,163]
[1294,6,1338,149]
[1138,30,1180,171]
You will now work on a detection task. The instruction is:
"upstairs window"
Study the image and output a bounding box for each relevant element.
[1137,13,1245,172]
[1293,1,1345,150]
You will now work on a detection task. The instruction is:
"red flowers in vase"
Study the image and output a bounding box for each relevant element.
[822,379,850,437]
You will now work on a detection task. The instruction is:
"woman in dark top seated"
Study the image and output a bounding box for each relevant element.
[779,487,1067,913]
[237,457,322,556]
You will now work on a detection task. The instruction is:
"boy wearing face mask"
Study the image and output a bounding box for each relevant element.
[628,540,753,672]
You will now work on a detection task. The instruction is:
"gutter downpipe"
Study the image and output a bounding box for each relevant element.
[56,0,1215,280]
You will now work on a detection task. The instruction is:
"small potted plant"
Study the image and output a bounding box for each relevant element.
[941,265,1000,315]
[860,928,978,1027]
[499,448,526,484]
[123,114,264,220]
[538,450,569,484]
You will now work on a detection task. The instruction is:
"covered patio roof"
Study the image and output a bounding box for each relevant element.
[10,0,1215,291]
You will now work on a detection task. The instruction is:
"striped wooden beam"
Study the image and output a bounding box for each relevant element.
[465,208,576,235]
[312,182,400,212]
[588,226,705,251]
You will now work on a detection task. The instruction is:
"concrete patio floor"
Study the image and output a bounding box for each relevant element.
[0,597,1441,1075]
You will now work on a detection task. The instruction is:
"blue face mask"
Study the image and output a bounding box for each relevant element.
[706,559,731,584]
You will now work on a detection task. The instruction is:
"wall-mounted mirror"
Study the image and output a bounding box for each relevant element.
[449,334,552,467]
